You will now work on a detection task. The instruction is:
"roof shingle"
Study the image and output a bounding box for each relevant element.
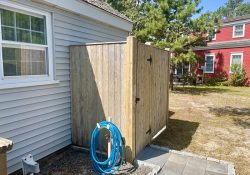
[82,0,132,22]
[223,15,250,23]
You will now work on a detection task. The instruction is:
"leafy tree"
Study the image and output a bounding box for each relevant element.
[134,0,218,89]
[105,0,149,33]
[107,0,219,90]
[215,0,250,19]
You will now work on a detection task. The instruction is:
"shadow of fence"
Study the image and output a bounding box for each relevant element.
[152,119,199,150]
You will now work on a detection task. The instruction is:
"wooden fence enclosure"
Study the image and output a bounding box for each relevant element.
[70,37,169,162]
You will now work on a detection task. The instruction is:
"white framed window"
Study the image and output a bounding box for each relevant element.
[233,24,245,38]
[204,54,215,73]
[0,2,54,87]
[230,52,243,73]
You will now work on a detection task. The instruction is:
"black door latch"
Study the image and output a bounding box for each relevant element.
[147,55,152,64]
[135,97,140,104]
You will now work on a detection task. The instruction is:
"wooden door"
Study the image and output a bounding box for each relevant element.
[135,43,152,154]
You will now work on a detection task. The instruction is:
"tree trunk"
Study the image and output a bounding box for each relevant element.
[170,65,175,91]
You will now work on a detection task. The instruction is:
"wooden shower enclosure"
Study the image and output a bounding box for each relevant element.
[70,36,170,161]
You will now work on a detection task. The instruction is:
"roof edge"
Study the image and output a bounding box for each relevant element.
[81,0,132,23]
[41,0,133,32]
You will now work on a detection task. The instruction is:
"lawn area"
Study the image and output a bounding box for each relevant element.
[153,86,250,175]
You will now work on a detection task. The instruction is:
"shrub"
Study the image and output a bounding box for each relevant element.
[220,80,230,86]
[229,64,248,86]
[204,73,228,86]
[183,73,197,85]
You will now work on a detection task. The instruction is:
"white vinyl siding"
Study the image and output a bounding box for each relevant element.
[233,24,245,38]
[0,0,129,174]
[204,54,215,73]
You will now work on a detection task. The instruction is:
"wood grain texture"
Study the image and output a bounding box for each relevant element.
[70,44,125,148]
[70,36,169,162]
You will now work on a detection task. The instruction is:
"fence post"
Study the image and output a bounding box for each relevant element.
[123,36,137,162]
[0,138,13,175]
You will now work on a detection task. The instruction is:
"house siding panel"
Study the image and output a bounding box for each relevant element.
[195,47,250,83]
[211,23,250,43]
[0,0,129,174]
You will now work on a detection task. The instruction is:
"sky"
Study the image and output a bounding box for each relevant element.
[193,0,250,18]
[198,0,250,13]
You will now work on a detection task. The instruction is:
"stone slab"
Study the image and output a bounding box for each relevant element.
[134,145,234,175]
[135,146,171,169]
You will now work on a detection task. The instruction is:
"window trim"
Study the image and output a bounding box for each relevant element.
[232,24,245,38]
[204,54,215,73]
[0,2,54,86]
[211,33,216,41]
[230,52,243,73]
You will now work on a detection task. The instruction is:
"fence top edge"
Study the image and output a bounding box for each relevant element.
[70,41,127,47]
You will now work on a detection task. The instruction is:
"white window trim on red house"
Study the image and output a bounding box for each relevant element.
[204,54,215,73]
[232,24,245,38]
[230,52,244,73]
[0,2,58,89]
[211,33,216,40]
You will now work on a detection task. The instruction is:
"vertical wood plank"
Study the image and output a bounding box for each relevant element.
[70,38,170,161]
[102,44,109,118]
[123,36,137,162]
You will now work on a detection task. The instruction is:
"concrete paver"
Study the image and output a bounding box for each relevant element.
[134,146,233,175]
[206,160,228,174]
[136,146,171,169]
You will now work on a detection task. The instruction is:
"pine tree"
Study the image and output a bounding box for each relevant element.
[215,0,250,19]
[107,0,219,90]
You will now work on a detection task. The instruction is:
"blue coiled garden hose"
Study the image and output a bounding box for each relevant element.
[90,121,125,175]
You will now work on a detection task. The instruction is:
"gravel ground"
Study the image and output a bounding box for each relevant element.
[40,148,152,175]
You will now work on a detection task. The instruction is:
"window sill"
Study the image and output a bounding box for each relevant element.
[0,80,60,90]
[232,36,244,38]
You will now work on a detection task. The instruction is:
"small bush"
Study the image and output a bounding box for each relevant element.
[183,73,197,85]
[220,80,230,86]
[229,65,248,86]
[204,73,228,86]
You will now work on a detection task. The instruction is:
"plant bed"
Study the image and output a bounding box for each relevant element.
[38,148,152,175]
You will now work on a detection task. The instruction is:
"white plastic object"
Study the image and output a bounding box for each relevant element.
[21,154,40,175]
[97,123,101,129]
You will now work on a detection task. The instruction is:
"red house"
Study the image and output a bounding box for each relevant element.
[194,15,250,84]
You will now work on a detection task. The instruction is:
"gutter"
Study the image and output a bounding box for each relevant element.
[194,39,250,51]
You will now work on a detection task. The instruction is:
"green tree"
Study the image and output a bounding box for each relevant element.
[105,0,149,33]
[215,0,250,19]
[134,0,218,89]
[107,0,218,90]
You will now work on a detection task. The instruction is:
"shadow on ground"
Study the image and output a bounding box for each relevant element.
[172,86,233,95]
[209,106,250,116]
[209,106,250,128]
[152,119,199,150]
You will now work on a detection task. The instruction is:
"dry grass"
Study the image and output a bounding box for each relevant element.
[153,86,250,175]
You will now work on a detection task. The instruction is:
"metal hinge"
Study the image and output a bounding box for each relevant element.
[147,55,152,64]
[135,97,140,104]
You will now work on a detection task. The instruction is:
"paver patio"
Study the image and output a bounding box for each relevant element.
[135,146,234,175]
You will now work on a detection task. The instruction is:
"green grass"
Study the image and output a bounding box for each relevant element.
[153,86,250,175]
[173,85,250,97]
